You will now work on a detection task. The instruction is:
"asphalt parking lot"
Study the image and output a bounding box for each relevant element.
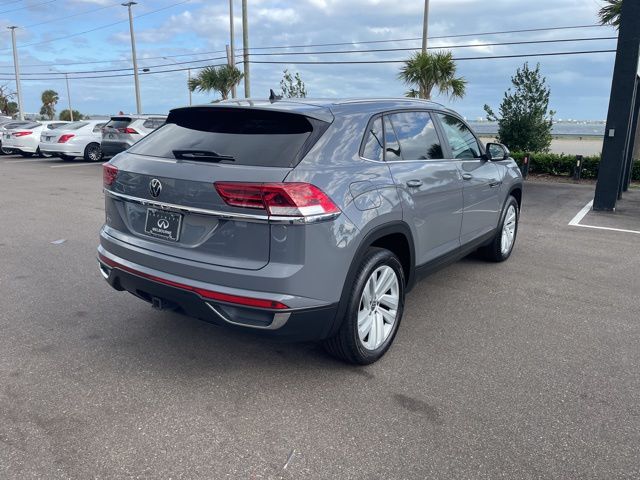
[1,154,639,479]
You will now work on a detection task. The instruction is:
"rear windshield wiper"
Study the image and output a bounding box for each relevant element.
[172,150,235,162]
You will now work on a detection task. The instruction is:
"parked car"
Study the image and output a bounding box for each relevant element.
[0,120,33,155]
[39,120,107,161]
[98,99,523,364]
[2,121,69,157]
[101,114,166,157]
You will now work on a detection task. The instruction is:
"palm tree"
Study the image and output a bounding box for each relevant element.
[598,0,622,29]
[188,65,244,100]
[40,89,59,120]
[398,51,466,100]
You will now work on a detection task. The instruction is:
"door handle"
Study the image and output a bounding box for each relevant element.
[462,173,473,181]
[406,179,423,188]
[489,181,502,188]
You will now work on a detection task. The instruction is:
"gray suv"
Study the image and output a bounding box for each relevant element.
[101,114,166,157]
[98,99,522,364]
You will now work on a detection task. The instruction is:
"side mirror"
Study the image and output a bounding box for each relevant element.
[485,142,510,161]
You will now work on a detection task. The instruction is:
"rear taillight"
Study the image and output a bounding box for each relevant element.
[214,182,340,217]
[13,131,32,137]
[103,163,118,187]
[58,134,75,143]
[118,127,138,134]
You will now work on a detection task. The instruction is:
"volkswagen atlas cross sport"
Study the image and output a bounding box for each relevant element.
[98,99,523,364]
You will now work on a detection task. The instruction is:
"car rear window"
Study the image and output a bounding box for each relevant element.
[105,118,132,130]
[128,107,328,167]
[65,122,90,130]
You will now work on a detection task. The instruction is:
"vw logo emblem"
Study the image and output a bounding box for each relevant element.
[149,179,162,197]
[157,219,170,229]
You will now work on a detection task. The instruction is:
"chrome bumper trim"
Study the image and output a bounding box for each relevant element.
[104,189,339,224]
[205,303,291,330]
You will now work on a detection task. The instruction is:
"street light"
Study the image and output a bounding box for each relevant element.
[122,2,142,114]
[7,26,24,120]
[162,57,192,106]
[50,68,73,121]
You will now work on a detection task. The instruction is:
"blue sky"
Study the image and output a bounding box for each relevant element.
[0,0,617,120]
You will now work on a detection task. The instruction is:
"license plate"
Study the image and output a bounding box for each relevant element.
[4,134,9,140]
[46,136,52,142]
[144,208,182,242]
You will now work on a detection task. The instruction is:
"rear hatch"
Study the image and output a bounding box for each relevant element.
[104,105,332,270]
[102,116,140,145]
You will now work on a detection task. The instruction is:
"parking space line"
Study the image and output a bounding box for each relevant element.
[568,199,640,235]
[50,162,100,168]
[568,200,593,226]
[4,158,49,164]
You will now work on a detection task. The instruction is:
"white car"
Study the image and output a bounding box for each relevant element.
[2,121,69,157]
[39,120,107,161]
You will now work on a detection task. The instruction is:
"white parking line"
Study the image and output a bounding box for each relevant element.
[4,158,48,164]
[568,199,640,235]
[50,162,100,168]
[568,200,593,226]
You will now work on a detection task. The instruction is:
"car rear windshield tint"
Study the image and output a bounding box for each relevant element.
[64,122,90,130]
[128,107,328,168]
[105,118,132,130]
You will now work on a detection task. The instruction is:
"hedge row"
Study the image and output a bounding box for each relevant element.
[509,151,640,181]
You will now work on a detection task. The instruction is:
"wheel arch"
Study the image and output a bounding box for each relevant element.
[327,221,416,338]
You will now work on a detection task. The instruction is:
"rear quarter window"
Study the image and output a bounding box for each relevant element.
[129,107,328,168]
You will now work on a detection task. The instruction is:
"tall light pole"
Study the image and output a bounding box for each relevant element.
[422,0,430,53]
[50,68,74,121]
[229,0,236,98]
[241,0,250,98]
[122,2,142,114]
[64,73,73,121]
[162,57,191,106]
[7,26,24,120]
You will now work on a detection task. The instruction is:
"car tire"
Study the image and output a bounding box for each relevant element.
[324,247,405,365]
[58,154,75,161]
[84,142,102,162]
[20,152,33,158]
[480,195,519,262]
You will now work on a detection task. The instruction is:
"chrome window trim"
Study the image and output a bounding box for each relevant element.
[104,189,340,224]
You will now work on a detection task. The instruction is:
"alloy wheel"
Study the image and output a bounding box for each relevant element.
[357,265,400,351]
[501,205,517,255]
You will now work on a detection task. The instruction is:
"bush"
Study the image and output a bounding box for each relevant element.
[509,151,640,181]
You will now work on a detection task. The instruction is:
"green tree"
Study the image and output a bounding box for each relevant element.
[59,109,85,121]
[4,101,18,116]
[280,70,307,98]
[188,65,244,100]
[0,83,17,116]
[598,0,622,29]
[40,89,59,120]
[398,51,466,100]
[484,63,555,152]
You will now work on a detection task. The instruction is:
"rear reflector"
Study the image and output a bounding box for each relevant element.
[98,253,289,310]
[103,163,118,187]
[13,131,32,137]
[214,182,340,217]
[58,134,75,143]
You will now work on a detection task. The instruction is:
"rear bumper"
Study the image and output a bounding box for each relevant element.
[101,141,131,157]
[39,143,83,156]
[98,247,339,341]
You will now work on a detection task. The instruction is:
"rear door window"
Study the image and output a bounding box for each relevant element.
[361,117,383,161]
[385,111,443,160]
[93,123,106,133]
[383,116,402,161]
[142,118,165,129]
[436,113,481,159]
[129,107,327,168]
